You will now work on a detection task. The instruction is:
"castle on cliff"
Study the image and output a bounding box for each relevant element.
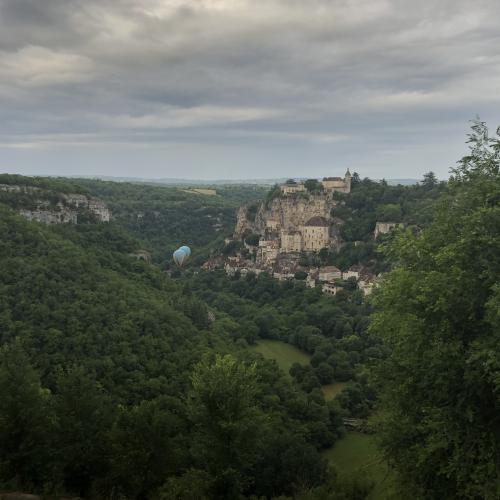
[279,169,352,195]
[216,169,383,295]
[231,170,353,269]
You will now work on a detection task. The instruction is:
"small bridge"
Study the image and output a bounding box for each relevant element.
[342,417,362,428]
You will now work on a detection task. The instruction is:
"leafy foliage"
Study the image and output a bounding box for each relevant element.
[73,178,266,266]
[371,120,500,499]
[0,200,345,498]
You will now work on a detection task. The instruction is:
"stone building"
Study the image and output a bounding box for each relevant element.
[318,265,342,282]
[280,230,303,253]
[322,169,352,193]
[300,216,330,251]
[374,222,402,238]
[358,280,374,296]
[266,218,280,231]
[258,239,280,264]
[322,282,340,295]
[343,265,361,280]
[280,183,306,195]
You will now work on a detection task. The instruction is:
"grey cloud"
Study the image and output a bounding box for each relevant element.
[0,0,499,179]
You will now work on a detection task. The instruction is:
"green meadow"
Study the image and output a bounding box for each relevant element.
[321,382,347,400]
[323,432,395,500]
[248,339,311,375]
[250,341,394,499]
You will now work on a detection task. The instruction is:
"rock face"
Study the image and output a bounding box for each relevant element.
[257,194,332,232]
[374,221,402,238]
[0,184,111,224]
[234,206,249,239]
[234,190,344,268]
[235,193,334,239]
[19,207,78,224]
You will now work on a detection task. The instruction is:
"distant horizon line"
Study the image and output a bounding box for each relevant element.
[0,172,425,186]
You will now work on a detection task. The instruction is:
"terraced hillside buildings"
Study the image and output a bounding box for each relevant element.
[234,170,352,265]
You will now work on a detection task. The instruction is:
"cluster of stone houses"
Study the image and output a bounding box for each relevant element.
[252,171,353,260]
[257,215,331,262]
[233,170,353,257]
[217,169,398,297]
[223,257,378,296]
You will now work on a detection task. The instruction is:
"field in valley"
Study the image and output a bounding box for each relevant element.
[250,340,394,499]
[321,382,347,400]
[248,339,311,375]
[323,432,395,500]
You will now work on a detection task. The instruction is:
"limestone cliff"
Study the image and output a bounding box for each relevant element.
[235,192,336,238]
[0,184,111,224]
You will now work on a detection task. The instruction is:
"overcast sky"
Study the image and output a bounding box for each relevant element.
[1,0,499,180]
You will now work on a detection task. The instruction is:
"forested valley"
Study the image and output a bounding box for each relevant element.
[0,122,499,500]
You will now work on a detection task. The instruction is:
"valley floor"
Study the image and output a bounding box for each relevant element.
[249,339,395,500]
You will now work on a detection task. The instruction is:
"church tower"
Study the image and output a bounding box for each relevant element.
[344,168,352,193]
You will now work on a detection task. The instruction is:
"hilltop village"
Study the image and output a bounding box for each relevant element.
[211,171,400,296]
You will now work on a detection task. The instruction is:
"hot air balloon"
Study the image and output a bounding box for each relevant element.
[173,246,191,267]
[179,245,191,257]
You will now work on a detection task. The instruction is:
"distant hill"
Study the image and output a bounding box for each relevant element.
[70,175,421,186]
[70,175,283,186]
[386,178,420,185]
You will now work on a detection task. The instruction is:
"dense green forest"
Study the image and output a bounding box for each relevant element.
[0,174,267,267]
[0,122,499,499]
[0,200,362,499]
[75,179,267,266]
[371,121,500,499]
[293,172,448,274]
[184,270,377,417]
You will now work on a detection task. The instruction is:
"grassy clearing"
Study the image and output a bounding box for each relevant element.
[323,432,395,500]
[321,382,347,400]
[182,188,217,196]
[248,339,310,375]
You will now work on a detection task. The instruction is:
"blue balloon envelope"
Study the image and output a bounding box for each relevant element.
[173,246,191,267]
[179,245,191,257]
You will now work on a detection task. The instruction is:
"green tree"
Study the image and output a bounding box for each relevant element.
[371,121,500,499]
[0,341,55,490]
[422,171,438,188]
[53,367,114,496]
[187,355,263,499]
[375,203,402,222]
[305,179,322,192]
[109,397,187,499]
[244,232,261,246]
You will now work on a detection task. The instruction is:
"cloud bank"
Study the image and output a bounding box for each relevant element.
[0,0,499,179]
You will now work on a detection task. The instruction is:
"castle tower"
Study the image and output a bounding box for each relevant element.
[344,169,352,193]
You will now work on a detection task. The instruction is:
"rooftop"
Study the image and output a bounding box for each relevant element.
[319,265,341,273]
[304,216,329,227]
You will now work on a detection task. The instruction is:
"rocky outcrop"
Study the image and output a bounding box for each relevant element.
[234,205,250,239]
[19,206,78,224]
[256,194,332,232]
[374,222,402,238]
[235,193,336,239]
[0,184,110,224]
